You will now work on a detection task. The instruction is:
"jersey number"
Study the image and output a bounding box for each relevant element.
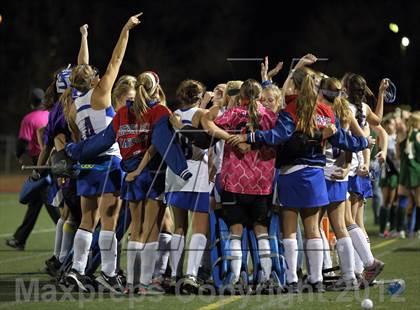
[84,117,95,138]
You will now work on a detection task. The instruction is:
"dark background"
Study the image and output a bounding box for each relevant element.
[1,0,419,135]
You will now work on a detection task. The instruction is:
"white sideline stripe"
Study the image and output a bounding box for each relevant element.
[0,253,49,265]
[0,228,55,238]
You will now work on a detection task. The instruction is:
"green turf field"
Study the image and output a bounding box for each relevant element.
[0,193,419,309]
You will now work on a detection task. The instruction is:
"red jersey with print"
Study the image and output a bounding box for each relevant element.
[113,104,170,160]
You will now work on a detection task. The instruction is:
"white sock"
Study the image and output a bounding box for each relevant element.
[59,220,77,263]
[320,229,333,269]
[336,237,356,281]
[170,234,185,278]
[230,236,242,283]
[354,249,364,274]
[186,233,207,277]
[153,233,172,278]
[283,238,298,283]
[306,238,323,284]
[257,234,272,281]
[54,218,64,258]
[347,224,374,267]
[99,230,117,277]
[140,242,158,285]
[72,229,92,275]
[127,241,143,285]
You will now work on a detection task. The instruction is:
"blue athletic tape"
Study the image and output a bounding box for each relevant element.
[73,163,109,171]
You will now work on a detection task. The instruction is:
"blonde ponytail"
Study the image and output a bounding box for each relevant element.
[296,75,317,136]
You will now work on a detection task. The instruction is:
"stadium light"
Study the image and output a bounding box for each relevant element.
[389,23,399,33]
[401,37,410,47]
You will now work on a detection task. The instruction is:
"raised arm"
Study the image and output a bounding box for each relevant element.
[77,24,89,65]
[374,79,389,122]
[261,56,283,83]
[91,13,142,110]
[281,54,317,106]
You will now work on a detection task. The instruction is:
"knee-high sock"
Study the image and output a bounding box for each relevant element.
[354,248,364,274]
[127,241,143,285]
[140,242,158,285]
[336,237,355,280]
[54,218,64,258]
[319,229,333,270]
[169,234,185,278]
[379,207,390,233]
[257,234,272,282]
[186,233,207,277]
[153,233,172,278]
[99,230,117,277]
[347,224,374,267]
[59,220,77,263]
[230,236,242,283]
[306,238,323,284]
[283,238,298,283]
[72,229,92,275]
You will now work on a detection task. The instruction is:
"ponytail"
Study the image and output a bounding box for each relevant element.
[296,74,317,136]
[247,97,260,131]
[132,72,165,119]
[333,97,352,128]
[239,79,261,131]
[60,88,73,125]
[44,79,58,110]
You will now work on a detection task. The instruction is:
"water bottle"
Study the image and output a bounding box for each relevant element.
[388,279,406,295]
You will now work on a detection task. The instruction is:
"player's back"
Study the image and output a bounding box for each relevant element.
[74,89,120,157]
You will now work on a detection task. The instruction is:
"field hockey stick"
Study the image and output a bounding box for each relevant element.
[21,163,109,172]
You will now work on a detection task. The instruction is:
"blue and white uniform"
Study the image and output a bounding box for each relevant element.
[165,107,210,213]
[348,103,372,198]
[324,141,349,203]
[73,89,122,196]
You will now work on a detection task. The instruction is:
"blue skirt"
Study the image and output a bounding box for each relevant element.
[166,192,210,213]
[76,156,122,196]
[326,180,348,203]
[348,175,373,199]
[277,167,329,208]
[121,169,163,202]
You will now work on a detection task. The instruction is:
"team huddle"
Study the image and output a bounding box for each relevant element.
[12,13,420,296]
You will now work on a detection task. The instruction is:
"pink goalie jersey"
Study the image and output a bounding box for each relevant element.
[214,104,277,195]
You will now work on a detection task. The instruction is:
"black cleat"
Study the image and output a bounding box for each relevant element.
[302,281,325,293]
[45,256,62,278]
[65,269,90,292]
[5,238,24,251]
[95,271,124,294]
[283,282,299,294]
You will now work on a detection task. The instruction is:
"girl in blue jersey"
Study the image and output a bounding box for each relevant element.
[64,70,192,295]
[62,13,143,293]
[40,24,89,278]
[342,73,389,287]
[228,55,371,293]
[165,80,212,294]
